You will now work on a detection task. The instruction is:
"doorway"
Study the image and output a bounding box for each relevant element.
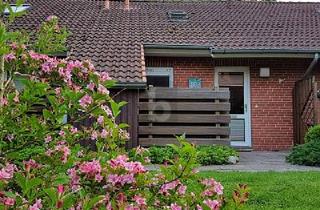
[215,67,252,147]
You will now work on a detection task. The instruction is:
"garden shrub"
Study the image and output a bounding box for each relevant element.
[287,125,320,166]
[304,125,320,143]
[197,145,238,165]
[141,145,238,165]
[0,1,249,209]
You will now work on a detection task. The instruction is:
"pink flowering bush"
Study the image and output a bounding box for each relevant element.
[0,1,248,209]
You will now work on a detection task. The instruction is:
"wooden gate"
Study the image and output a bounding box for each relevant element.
[293,76,319,144]
[138,87,231,146]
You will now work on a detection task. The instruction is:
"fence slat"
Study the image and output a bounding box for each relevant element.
[139,114,230,123]
[139,102,230,111]
[139,126,229,136]
[139,138,230,146]
[139,88,230,99]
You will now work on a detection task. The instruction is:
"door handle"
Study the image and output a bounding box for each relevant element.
[244,104,247,113]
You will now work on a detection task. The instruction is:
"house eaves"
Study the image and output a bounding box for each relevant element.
[144,44,319,58]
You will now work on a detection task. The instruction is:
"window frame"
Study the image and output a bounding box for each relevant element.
[146,67,174,88]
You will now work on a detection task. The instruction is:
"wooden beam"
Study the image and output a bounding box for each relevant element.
[139,102,230,111]
[139,126,229,135]
[139,88,230,99]
[139,114,230,123]
[139,138,230,146]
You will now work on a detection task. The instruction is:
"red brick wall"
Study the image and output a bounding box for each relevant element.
[145,57,214,88]
[146,57,313,150]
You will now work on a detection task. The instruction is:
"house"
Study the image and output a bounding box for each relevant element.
[9,0,320,150]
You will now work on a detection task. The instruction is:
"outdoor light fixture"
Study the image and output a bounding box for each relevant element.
[259,67,270,78]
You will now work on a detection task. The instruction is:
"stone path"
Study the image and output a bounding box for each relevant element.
[199,151,320,172]
[146,151,320,172]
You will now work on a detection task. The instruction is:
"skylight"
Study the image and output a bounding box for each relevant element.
[168,11,188,21]
[3,4,31,15]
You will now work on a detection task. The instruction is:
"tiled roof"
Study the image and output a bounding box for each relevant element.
[10,0,320,83]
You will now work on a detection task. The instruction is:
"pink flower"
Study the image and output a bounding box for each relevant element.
[95,173,103,182]
[101,105,113,117]
[177,184,187,195]
[57,185,64,194]
[133,195,146,206]
[67,168,80,192]
[29,199,42,210]
[100,129,109,138]
[59,130,65,137]
[196,205,203,210]
[4,53,16,62]
[99,72,111,82]
[97,116,104,125]
[91,131,98,140]
[45,135,52,143]
[46,15,58,21]
[6,134,14,142]
[107,173,135,186]
[24,159,40,171]
[203,199,221,210]
[2,197,15,206]
[97,84,109,95]
[70,127,78,134]
[41,58,59,73]
[160,180,180,194]
[29,51,48,61]
[13,94,19,103]
[55,87,61,95]
[79,94,93,108]
[79,160,101,178]
[124,162,146,174]
[10,43,17,49]
[170,203,182,210]
[214,182,224,195]
[202,178,224,196]
[55,144,71,163]
[0,164,17,181]
[87,83,95,91]
[125,205,139,210]
[0,97,8,106]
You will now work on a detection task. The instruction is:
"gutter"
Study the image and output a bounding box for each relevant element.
[210,48,320,54]
[144,44,320,58]
[113,82,146,89]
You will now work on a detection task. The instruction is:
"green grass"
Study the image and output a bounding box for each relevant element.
[198,171,320,210]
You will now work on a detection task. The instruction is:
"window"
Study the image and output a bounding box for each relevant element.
[146,68,173,88]
[4,4,31,15]
[168,11,188,21]
[218,72,244,114]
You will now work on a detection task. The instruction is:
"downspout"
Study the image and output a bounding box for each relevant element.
[302,53,319,79]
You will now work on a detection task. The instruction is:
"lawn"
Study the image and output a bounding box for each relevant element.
[198,171,320,210]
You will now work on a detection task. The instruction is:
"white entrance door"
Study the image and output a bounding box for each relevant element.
[215,67,251,147]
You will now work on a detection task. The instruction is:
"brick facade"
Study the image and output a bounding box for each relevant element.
[146,57,314,150]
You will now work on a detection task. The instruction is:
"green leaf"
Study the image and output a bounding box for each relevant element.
[15,173,27,193]
[53,173,70,185]
[83,195,105,210]
[62,193,75,209]
[44,188,58,207]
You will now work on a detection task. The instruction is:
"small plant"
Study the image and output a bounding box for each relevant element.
[140,145,238,165]
[197,145,238,165]
[287,125,320,166]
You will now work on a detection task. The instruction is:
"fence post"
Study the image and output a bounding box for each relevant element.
[314,81,320,125]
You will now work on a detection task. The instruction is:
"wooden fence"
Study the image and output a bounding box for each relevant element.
[138,87,231,146]
[293,76,319,145]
